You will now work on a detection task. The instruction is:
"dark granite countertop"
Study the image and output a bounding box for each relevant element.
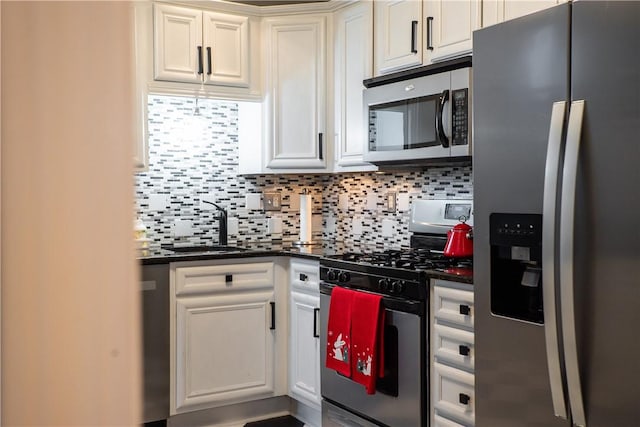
[138,240,473,284]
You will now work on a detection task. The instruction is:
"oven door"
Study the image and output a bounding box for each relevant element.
[320,284,426,427]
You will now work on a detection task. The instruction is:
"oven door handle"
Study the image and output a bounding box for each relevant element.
[319,282,424,315]
[436,90,450,148]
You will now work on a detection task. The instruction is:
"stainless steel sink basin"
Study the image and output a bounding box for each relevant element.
[161,244,247,253]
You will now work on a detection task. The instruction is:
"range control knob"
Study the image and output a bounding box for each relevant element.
[338,271,351,283]
[326,269,337,281]
[390,281,405,294]
[378,278,390,291]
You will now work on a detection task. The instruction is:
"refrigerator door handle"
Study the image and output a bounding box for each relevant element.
[542,101,568,420]
[560,100,587,427]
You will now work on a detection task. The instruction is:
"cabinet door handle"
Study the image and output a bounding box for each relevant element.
[270,302,276,330]
[225,274,233,283]
[459,304,470,315]
[206,46,212,75]
[459,393,470,405]
[426,17,434,51]
[313,308,320,338]
[299,273,308,281]
[459,345,470,356]
[197,46,204,75]
[411,20,418,54]
[318,133,324,160]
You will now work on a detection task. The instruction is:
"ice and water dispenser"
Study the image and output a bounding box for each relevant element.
[490,213,544,324]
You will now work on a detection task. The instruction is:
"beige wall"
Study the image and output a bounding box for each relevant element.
[1,1,141,425]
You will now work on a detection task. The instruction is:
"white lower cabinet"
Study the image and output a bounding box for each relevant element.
[288,259,321,415]
[171,259,284,415]
[431,279,475,427]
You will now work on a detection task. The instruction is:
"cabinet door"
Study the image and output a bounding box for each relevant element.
[483,0,561,28]
[374,0,423,75]
[334,2,377,171]
[154,4,203,83]
[289,290,321,408]
[264,16,327,170]
[433,362,475,426]
[433,284,474,329]
[203,11,249,87]
[425,0,480,63]
[174,290,276,413]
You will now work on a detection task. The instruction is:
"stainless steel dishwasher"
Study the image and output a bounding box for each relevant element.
[141,263,169,425]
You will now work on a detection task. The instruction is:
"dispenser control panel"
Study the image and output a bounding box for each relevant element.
[490,213,542,247]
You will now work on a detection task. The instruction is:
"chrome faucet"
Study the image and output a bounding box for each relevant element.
[201,200,228,246]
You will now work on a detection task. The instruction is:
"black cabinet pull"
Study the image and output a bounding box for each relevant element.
[459,393,470,405]
[313,308,320,338]
[459,304,470,315]
[318,133,324,160]
[270,302,276,330]
[299,273,308,282]
[411,20,418,54]
[426,16,434,51]
[459,345,470,356]
[225,274,233,283]
[206,46,212,75]
[197,46,203,75]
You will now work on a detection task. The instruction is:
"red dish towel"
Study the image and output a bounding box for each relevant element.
[325,287,355,377]
[351,291,385,395]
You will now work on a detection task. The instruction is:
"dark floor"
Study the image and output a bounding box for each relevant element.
[244,415,304,427]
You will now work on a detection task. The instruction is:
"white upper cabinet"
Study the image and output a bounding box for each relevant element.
[333,2,377,171]
[424,0,481,63]
[374,0,479,76]
[202,11,250,87]
[483,0,563,28]
[154,3,250,87]
[263,15,328,170]
[374,0,423,76]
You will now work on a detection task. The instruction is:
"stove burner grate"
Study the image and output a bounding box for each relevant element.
[331,249,472,271]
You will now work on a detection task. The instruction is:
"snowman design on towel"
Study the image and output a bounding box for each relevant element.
[331,333,349,362]
[356,352,372,376]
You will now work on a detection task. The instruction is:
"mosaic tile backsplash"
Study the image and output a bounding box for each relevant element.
[135,95,473,249]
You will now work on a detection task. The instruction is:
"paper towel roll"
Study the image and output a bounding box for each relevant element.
[299,193,313,243]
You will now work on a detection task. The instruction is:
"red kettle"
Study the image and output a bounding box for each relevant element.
[444,216,473,258]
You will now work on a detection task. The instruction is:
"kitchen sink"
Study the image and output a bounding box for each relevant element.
[161,244,248,253]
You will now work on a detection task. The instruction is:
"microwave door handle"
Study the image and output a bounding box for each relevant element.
[436,90,450,148]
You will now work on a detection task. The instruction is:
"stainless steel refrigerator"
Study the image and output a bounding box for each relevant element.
[473,2,640,427]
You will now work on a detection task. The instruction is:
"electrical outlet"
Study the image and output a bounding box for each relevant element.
[267,217,283,234]
[264,192,281,211]
[382,219,395,237]
[386,192,397,212]
[245,193,262,210]
[172,219,194,237]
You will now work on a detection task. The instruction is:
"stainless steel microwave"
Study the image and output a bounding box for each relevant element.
[363,67,471,166]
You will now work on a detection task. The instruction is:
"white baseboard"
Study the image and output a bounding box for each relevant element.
[289,399,321,427]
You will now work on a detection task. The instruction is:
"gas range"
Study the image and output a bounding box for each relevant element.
[319,199,474,299]
[320,248,472,300]
[319,199,473,427]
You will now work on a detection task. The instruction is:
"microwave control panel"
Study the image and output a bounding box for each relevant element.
[451,88,469,146]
